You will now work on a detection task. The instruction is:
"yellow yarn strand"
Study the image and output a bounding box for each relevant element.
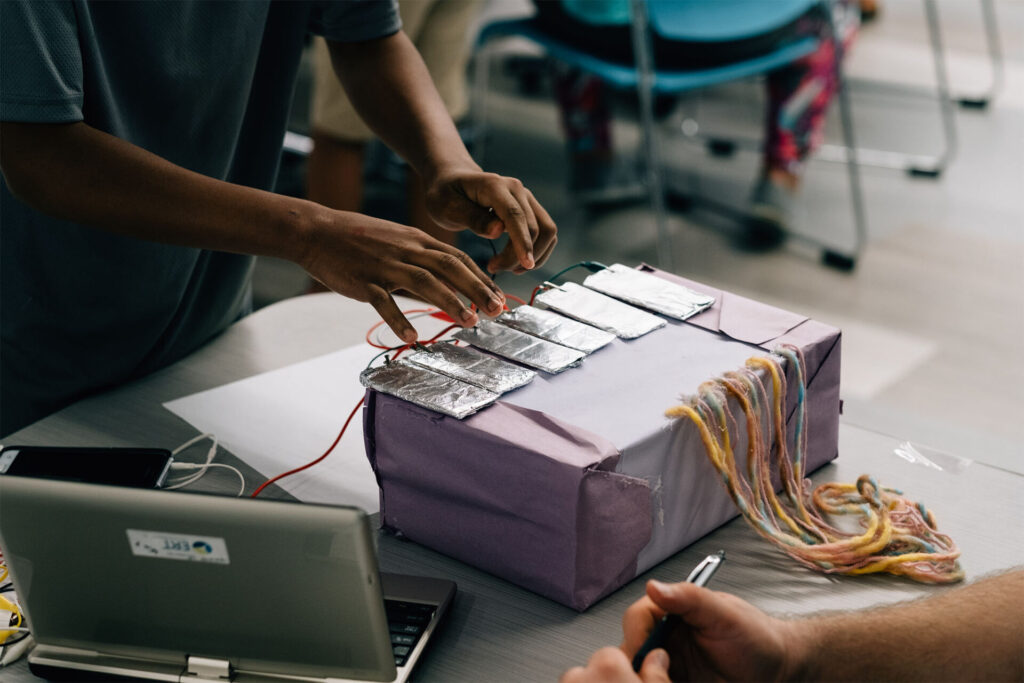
[666,347,964,584]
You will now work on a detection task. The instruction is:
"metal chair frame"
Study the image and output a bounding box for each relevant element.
[472,0,867,270]
[683,0,1003,179]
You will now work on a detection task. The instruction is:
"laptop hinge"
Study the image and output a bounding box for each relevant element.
[186,655,233,680]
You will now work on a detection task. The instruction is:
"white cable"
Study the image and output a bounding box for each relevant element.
[165,433,246,495]
[171,432,216,456]
[167,462,246,497]
[0,634,34,668]
[165,433,218,489]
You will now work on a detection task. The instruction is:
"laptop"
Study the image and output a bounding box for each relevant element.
[0,475,455,682]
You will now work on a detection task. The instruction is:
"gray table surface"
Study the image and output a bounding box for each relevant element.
[4,293,1022,682]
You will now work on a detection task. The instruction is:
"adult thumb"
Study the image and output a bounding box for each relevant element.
[647,580,720,632]
[639,648,671,683]
[434,191,503,238]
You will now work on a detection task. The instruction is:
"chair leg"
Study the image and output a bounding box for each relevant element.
[957,0,1004,109]
[812,0,867,271]
[629,0,674,271]
[817,0,957,178]
[830,59,868,271]
[913,0,958,177]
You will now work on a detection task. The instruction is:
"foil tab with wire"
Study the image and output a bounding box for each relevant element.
[496,305,616,354]
[583,263,715,321]
[360,360,499,419]
[405,341,536,394]
[453,319,585,374]
[533,282,666,339]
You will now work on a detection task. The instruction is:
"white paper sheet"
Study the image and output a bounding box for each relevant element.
[164,345,382,511]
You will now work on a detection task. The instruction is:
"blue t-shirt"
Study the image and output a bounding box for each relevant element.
[0,0,400,436]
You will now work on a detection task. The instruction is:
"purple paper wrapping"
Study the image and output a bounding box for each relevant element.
[364,267,841,610]
[363,397,653,609]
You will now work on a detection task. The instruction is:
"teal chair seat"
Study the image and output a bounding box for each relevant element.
[477,18,818,95]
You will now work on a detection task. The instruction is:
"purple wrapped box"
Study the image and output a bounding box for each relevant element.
[363,266,841,610]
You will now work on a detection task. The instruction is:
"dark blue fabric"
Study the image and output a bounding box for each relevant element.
[0,0,400,435]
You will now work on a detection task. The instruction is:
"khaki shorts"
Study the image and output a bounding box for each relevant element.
[311,0,481,142]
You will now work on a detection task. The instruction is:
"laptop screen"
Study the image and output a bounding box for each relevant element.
[0,476,397,681]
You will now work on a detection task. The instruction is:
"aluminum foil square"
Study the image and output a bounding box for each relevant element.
[405,341,536,394]
[583,264,715,321]
[453,319,585,374]
[496,305,616,354]
[360,360,498,419]
[533,282,666,339]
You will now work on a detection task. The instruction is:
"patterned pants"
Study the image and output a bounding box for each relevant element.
[555,10,858,176]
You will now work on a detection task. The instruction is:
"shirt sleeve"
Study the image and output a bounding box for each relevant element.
[0,1,84,122]
[309,0,401,43]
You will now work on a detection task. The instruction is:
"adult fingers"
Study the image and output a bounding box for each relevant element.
[531,231,558,274]
[621,596,666,657]
[365,285,416,344]
[469,176,534,270]
[575,647,640,683]
[396,264,479,329]
[558,665,586,683]
[646,580,720,632]
[489,189,557,273]
[488,185,538,273]
[639,649,671,683]
[440,194,502,238]
[410,245,505,318]
[527,191,558,268]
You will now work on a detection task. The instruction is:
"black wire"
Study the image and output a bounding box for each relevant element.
[366,344,407,369]
[548,261,608,283]
[1,631,29,648]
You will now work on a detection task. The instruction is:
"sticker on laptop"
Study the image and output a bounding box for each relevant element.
[127,529,230,564]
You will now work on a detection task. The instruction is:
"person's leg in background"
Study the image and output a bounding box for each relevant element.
[307,0,481,249]
[403,0,480,240]
[554,65,613,195]
[746,7,859,249]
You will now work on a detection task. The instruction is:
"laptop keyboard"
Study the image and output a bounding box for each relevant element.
[384,600,436,667]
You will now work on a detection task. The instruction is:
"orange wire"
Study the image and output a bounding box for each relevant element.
[505,293,527,306]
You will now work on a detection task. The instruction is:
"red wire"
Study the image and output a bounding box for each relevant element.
[251,397,364,498]
[529,285,542,305]
[250,323,460,498]
[364,308,437,349]
[505,293,527,306]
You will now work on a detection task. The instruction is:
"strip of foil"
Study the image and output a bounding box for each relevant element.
[533,282,665,339]
[360,360,498,419]
[583,263,715,321]
[496,305,615,354]
[405,341,536,394]
[453,319,585,374]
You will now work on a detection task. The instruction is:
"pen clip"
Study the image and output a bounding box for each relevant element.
[686,550,725,585]
[686,556,715,583]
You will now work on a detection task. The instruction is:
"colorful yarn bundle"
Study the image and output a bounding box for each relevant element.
[666,345,964,584]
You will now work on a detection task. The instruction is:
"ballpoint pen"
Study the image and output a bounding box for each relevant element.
[631,550,726,672]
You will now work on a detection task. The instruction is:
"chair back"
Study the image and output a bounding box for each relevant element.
[648,0,819,42]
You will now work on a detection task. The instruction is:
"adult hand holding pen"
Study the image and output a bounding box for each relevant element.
[559,579,792,683]
[563,570,1024,682]
[619,580,794,682]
